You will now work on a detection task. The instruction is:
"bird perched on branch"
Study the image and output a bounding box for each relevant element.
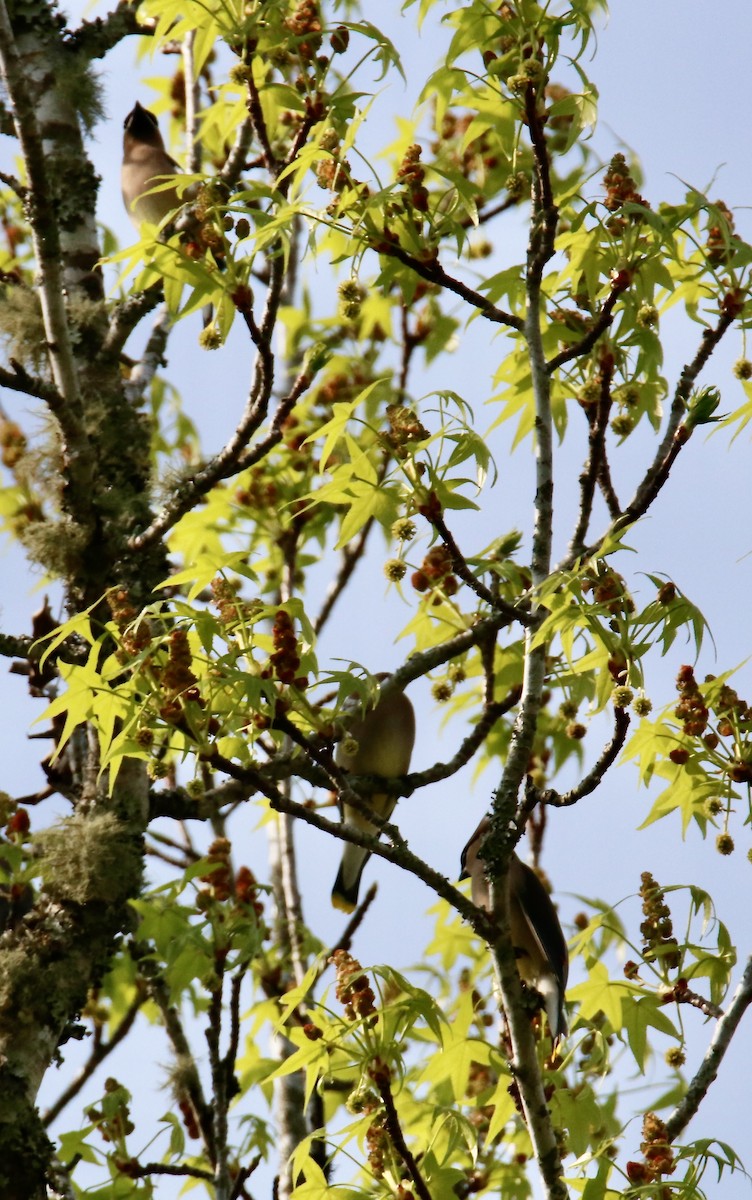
[121,102,189,229]
[460,815,569,1042]
[331,676,415,913]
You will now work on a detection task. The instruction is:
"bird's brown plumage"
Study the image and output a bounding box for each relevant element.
[460,814,569,1040]
[122,102,185,228]
[331,677,415,913]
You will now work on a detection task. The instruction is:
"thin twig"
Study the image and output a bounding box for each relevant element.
[43,986,147,1126]
[246,67,277,174]
[568,352,615,558]
[0,167,24,196]
[314,518,375,636]
[373,238,523,331]
[556,305,737,576]
[534,707,630,810]
[546,275,629,373]
[426,509,522,617]
[125,1162,215,1181]
[147,973,217,1162]
[225,758,493,938]
[375,1066,433,1200]
[128,253,290,549]
[123,305,172,407]
[311,883,379,988]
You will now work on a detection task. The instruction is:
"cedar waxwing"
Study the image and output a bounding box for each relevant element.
[122,102,187,228]
[331,676,415,913]
[460,815,569,1041]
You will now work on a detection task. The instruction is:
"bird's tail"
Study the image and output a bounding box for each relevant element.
[331,844,370,913]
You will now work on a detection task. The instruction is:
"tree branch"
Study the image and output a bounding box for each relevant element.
[0,1,89,467]
[64,2,143,60]
[128,252,292,549]
[373,239,524,331]
[425,507,524,619]
[665,954,752,1142]
[568,352,615,558]
[554,303,737,576]
[0,358,63,406]
[546,274,629,373]
[486,83,568,1200]
[534,707,630,810]
[374,1063,433,1200]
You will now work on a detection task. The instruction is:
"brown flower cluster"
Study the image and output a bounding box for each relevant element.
[330,949,377,1022]
[384,403,429,454]
[581,563,634,616]
[365,1116,389,1178]
[602,153,649,235]
[397,144,429,213]
[706,200,735,266]
[625,1112,676,1188]
[199,837,234,902]
[0,418,26,468]
[639,872,681,971]
[672,665,752,783]
[285,0,322,60]
[410,545,459,601]
[674,664,709,737]
[267,609,305,687]
[159,628,202,724]
[106,587,152,657]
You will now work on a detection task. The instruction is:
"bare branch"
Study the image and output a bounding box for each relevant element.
[546,275,629,373]
[0,167,24,197]
[102,284,166,359]
[129,253,291,549]
[314,519,375,636]
[556,303,737,575]
[64,2,144,59]
[374,1064,433,1200]
[487,84,568,1200]
[123,305,172,407]
[568,352,615,558]
[0,358,63,406]
[220,117,255,190]
[665,955,752,1142]
[122,1162,215,1182]
[534,707,631,810]
[0,631,33,659]
[372,238,524,331]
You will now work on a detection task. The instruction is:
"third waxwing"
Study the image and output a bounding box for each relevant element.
[122,102,189,229]
[331,675,415,913]
[460,814,569,1041]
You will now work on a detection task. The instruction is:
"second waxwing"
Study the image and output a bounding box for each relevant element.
[331,676,415,913]
[122,102,188,228]
[460,814,569,1041]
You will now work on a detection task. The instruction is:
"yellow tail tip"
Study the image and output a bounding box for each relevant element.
[331,893,356,914]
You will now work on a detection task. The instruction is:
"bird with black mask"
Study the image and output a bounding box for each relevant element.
[121,101,189,229]
[460,814,569,1042]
